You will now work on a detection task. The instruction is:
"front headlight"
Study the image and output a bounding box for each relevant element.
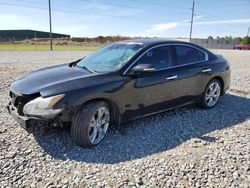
[23,94,65,117]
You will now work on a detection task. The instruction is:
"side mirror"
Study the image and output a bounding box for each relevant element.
[132,64,155,74]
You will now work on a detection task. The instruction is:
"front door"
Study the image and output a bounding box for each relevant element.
[121,45,180,120]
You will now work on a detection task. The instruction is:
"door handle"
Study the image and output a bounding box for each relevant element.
[201,68,212,73]
[166,75,178,80]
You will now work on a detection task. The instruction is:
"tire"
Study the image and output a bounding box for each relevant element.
[71,101,110,148]
[200,79,222,108]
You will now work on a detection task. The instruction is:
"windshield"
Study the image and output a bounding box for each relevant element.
[76,42,144,72]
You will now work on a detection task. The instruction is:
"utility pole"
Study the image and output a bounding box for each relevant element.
[48,0,53,50]
[247,26,250,37]
[189,0,195,42]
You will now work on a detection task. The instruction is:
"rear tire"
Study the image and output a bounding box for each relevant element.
[71,101,110,148]
[200,79,222,108]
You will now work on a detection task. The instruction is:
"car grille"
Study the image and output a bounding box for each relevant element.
[9,91,39,116]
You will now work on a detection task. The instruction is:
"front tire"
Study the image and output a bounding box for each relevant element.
[200,79,222,108]
[71,101,110,148]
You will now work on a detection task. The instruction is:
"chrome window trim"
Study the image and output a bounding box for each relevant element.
[123,43,209,75]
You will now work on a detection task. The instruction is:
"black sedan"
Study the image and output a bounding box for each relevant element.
[7,39,231,147]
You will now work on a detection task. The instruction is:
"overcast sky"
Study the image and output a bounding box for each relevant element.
[0,0,250,38]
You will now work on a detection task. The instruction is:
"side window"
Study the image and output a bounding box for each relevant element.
[174,45,206,65]
[136,46,174,70]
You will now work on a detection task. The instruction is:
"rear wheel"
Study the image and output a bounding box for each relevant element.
[71,101,110,147]
[200,79,222,108]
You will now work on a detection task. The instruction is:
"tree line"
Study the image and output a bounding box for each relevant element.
[207,36,250,44]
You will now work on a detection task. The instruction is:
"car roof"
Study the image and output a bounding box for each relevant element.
[116,38,217,61]
[117,38,192,47]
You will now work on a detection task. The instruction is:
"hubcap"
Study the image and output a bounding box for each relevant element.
[205,82,221,107]
[88,106,110,145]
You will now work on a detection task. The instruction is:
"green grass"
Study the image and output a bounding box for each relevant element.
[0,44,103,51]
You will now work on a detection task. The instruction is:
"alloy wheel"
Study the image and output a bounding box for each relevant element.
[88,106,110,145]
[205,82,221,107]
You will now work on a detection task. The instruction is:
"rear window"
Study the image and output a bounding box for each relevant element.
[174,45,206,65]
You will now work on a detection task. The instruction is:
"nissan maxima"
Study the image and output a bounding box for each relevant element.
[7,39,231,147]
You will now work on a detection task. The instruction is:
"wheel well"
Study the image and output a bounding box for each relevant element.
[211,76,224,95]
[79,98,121,125]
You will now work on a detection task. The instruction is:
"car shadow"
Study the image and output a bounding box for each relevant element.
[33,94,250,164]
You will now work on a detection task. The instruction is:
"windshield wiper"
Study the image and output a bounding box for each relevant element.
[77,65,98,73]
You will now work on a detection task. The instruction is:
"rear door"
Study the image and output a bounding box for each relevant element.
[173,44,213,104]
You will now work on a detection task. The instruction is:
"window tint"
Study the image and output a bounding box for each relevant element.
[175,45,206,65]
[136,46,174,70]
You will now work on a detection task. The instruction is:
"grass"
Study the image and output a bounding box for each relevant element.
[0,44,103,51]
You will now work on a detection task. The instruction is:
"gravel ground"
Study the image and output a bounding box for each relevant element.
[0,50,250,188]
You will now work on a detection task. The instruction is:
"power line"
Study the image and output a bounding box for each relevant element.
[0,2,144,21]
[196,10,249,29]
[1,1,248,38]
[11,0,46,2]
[0,2,183,23]
[206,1,250,6]
[82,0,140,10]
[11,0,191,11]
[130,0,190,10]
[82,0,191,16]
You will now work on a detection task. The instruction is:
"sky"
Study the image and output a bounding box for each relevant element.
[0,0,250,38]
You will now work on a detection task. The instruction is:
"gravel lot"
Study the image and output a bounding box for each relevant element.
[0,50,250,188]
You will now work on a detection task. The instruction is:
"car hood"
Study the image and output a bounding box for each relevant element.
[10,63,118,97]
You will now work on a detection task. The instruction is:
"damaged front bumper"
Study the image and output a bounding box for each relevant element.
[6,102,54,133]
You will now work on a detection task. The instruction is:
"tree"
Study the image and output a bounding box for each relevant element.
[225,36,233,41]
[234,37,242,43]
[241,36,250,44]
[97,36,105,43]
[207,36,213,40]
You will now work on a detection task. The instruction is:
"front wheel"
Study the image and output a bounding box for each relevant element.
[200,79,222,108]
[71,101,110,147]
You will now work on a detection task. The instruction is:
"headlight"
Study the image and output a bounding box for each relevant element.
[23,94,65,117]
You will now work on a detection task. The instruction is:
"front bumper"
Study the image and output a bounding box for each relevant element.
[6,102,53,133]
